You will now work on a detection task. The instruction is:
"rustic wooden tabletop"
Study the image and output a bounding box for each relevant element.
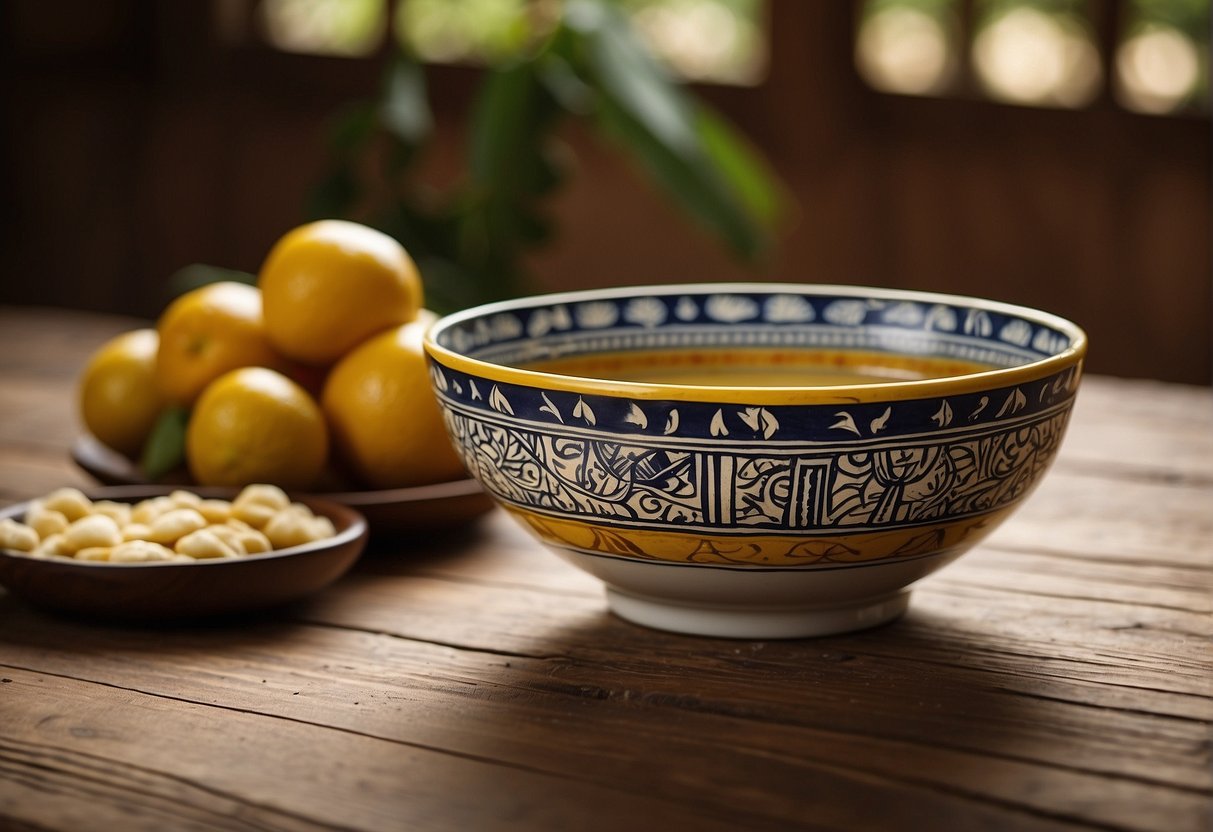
[0,307,1210,832]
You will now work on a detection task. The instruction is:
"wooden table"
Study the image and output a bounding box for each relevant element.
[1,306,1210,831]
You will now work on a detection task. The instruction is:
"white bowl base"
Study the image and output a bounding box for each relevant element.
[605,586,910,639]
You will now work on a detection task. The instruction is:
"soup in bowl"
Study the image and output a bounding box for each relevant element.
[423,284,1087,638]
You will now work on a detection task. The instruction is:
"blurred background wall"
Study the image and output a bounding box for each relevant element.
[2,0,1209,383]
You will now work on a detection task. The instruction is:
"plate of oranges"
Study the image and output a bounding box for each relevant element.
[73,220,493,537]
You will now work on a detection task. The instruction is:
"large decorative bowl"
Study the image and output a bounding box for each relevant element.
[423,284,1087,638]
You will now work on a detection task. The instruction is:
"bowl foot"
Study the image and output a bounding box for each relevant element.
[605,587,910,639]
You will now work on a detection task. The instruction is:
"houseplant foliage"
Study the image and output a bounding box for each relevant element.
[309,0,786,313]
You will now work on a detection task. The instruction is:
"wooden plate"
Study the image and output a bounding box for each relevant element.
[71,434,496,537]
[0,486,367,621]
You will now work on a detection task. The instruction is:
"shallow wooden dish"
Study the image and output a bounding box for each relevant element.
[72,435,495,537]
[0,486,368,621]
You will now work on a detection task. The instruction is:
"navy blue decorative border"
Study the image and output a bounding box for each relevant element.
[428,363,1078,444]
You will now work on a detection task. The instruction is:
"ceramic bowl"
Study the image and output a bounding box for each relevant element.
[0,486,368,621]
[424,284,1087,638]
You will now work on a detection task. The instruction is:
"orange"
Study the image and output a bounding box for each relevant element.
[186,367,328,489]
[156,281,283,406]
[321,313,465,489]
[259,220,423,366]
[78,328,165,457]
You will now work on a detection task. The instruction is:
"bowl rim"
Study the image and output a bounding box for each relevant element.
[424,283,1088,405]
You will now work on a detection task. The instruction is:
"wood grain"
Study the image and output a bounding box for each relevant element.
[0,670,755,832]
[0,308,1210,832]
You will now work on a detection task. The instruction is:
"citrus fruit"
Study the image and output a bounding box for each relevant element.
[156,281,283,406]
[186,367,328,489]
[259,220,423,366]
[78,328,165,457]
[321,314,464,489]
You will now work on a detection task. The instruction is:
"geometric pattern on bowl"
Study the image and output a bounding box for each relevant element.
[434,370,1076,567]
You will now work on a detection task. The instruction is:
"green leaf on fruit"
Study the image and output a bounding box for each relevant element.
[140,407,190,481]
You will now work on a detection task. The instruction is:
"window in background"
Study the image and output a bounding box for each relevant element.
[393,0,553,64]
[971,0,1100,107]
[615,0,767,84]
[1116,0,1209,114]
[395,0,767,84]
[856,0,1210,115]
[856,0,961,95]
[259,0,387,56]
[238,0,768,85]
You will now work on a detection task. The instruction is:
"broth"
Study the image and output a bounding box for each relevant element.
[522,348,998,387]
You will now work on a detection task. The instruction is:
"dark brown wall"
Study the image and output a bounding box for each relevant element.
[2,1,1209,383]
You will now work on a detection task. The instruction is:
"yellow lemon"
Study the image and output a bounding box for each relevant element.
[156,282,284,406]
[187,367,328,489]
[321,313,464,489]
[78,329,165,457]
[259,220,423,366]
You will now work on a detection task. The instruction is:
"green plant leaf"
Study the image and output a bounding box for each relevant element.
[306,4,790,312]
[695,106,786,230]
[140,407,190,482]
[380,51,432,148]
[328,101,378,158]
[460,59,563,294]
[469,62,561,194]
[537,53,594,114]
[568,0,698,155]
[564,0,774,260]
[594,91,761,260]
[307,166,361,221]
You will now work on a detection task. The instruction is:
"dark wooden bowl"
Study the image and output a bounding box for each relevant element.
[0,486,368,621]
[72,434,495,537]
